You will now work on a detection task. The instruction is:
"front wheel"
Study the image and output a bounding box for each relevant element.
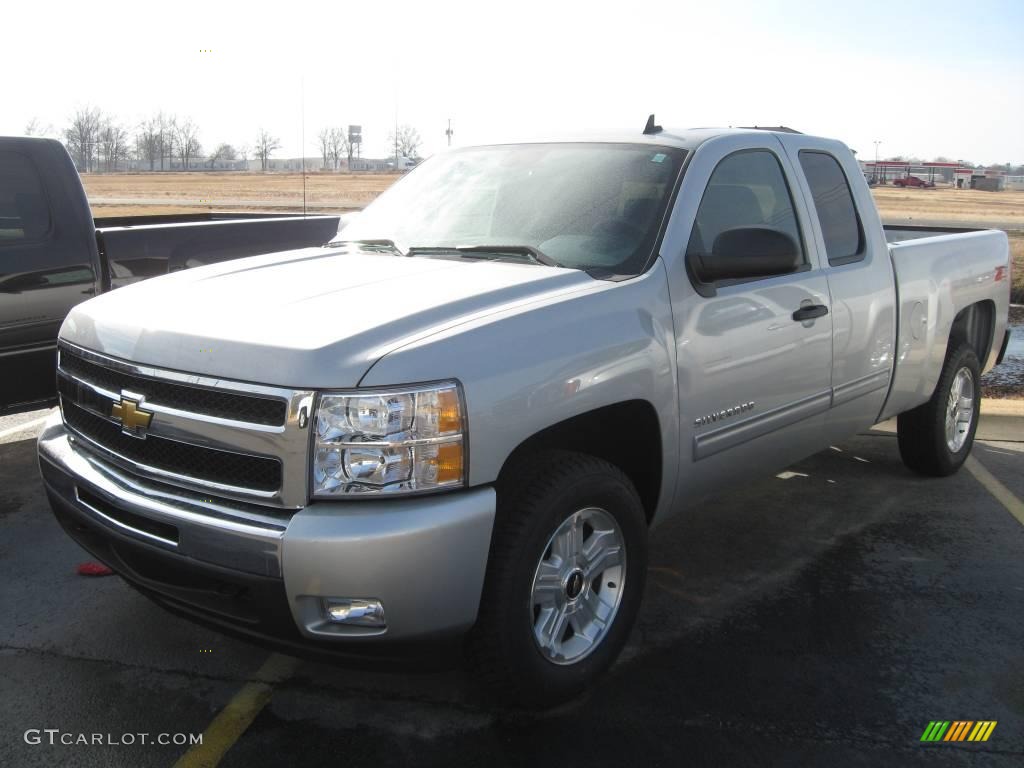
[897,342,981,476]
[467,451,647,708]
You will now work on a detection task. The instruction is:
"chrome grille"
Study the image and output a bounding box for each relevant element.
[60,348,287,425]
[62,399,282,491]
[56,343,315,508]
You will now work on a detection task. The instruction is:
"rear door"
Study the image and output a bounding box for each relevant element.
[778,134,897,440]
[0,140,100,413]
[663,133,834,500]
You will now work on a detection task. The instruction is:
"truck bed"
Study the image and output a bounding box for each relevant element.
[879,226,1010,420]
[883,224,986,243]
[96,214,340,289]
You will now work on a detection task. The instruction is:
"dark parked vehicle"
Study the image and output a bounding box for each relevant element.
[0,137,340,414]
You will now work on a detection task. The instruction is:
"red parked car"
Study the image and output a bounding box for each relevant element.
[893,176,936,188]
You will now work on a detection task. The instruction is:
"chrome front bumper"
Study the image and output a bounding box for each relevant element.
[38,413,496,643]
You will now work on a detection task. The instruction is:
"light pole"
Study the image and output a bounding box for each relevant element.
[446,118,453,147]
[873,140,882,184]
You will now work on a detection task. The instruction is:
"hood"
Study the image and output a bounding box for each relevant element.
[60,247,594,388]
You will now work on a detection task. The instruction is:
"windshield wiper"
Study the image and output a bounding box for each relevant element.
[327,238,405,255]
[406,244,564,268]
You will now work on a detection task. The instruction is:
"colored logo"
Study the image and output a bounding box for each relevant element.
[112,396,153,438]
[920,721,997,743]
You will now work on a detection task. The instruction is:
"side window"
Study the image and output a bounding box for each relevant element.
[0,151,52,244]
[798,151,864,265]
[686,149,804,268]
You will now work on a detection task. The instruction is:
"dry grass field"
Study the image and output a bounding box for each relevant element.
[82,172,397,216]
[871,186,1024,227]
[82,172,1024,223]
[82,173,1024,301]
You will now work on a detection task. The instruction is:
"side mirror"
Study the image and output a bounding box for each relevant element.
[690,227,801,283]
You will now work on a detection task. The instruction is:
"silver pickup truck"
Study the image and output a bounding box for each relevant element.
[38,123,1012,706]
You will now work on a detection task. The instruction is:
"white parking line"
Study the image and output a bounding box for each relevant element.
[0,414,51,442]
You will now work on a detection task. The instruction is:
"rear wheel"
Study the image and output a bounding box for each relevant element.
[467,451,647,708]
[897,342,980,476]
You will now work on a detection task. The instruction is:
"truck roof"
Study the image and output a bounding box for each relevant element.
[466,126,843,153]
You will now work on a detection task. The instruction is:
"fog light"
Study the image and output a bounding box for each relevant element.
[322,598,386,628]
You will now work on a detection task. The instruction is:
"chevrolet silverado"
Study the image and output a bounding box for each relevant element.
[38,122,1012,706]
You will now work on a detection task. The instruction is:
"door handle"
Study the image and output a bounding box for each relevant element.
[792,304,829,322]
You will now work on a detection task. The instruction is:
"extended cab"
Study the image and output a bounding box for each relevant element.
[37,125,1012,706]
[0,137,339,414]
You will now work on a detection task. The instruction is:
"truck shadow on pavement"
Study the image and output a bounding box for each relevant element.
[3,430,1022,766]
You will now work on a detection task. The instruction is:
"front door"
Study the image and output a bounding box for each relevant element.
[668,138,834,500]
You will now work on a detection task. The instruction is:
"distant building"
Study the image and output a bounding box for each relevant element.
[858,161,1011,191]
[349,157,402,172]
[860,160,963,185]
[127,156,247,172]
[264,157,323,172]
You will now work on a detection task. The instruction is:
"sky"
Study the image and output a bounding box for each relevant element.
[3,0,1022,165]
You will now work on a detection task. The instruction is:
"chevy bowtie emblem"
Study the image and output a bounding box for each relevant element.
[112,396,153,438]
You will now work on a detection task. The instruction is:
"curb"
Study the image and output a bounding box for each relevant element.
[981,398,1024,416]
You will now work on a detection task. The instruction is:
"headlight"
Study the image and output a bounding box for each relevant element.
[312,381,465,497]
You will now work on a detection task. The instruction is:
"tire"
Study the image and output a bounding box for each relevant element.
[467,450,647,708]
[897,342,981,476]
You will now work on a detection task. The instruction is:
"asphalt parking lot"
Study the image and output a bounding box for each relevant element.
[1,406,1022,767]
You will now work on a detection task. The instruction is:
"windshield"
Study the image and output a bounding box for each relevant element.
[334,143,687,275]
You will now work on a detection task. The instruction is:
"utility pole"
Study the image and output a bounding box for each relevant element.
[446,118,453,147]
[874,140,882,184]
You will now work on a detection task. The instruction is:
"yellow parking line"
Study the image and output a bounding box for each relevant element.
[173,654,298,768]
[965,456,1024,528]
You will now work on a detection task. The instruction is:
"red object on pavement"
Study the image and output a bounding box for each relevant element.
[77,561,114,577]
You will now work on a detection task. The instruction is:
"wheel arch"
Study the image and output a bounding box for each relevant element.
[948,299,996,367]
[495,400,663,524]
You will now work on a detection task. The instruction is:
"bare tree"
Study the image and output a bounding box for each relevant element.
[329,127,350,171]
[388,124,422,160]
[64,106,103,172]
[317,128,331,170]
[98,119,130,171]
[254,129,280,171]
[207,143,237,169]
[174,118,202,170]
[25,117,54,138]
[157,113,176,171]
[237,144,251,170]
[135,118,162,170]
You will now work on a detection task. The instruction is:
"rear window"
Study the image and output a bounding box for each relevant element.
[0,150,51,243]
[798,151,863,265]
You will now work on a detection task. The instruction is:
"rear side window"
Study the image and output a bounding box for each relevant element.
[799,151,863,265]
[0,150,52,243]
